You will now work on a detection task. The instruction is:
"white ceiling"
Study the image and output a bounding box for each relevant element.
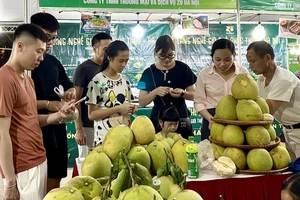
[0,0,24,23]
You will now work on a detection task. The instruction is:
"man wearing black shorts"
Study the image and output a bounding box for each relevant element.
[31,13,75,192]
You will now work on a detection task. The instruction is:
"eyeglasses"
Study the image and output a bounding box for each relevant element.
[158,54,175,60]
[47,35,58,42]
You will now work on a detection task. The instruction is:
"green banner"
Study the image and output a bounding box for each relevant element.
[240,0,300,12]
[52,23,171,86]
[177,24,288,79]
[39,0,236,10]
[66,122,78,168]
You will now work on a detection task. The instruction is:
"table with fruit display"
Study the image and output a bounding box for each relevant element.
[45,74,291,200]
[184,74,292,200]
[44,115,204,200]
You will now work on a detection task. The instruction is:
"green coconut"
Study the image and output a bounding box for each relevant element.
[67,176,103,200]
[127,145,151,171]
[82,151,112,179]
[43,186,84,200]
[167,189,203,200]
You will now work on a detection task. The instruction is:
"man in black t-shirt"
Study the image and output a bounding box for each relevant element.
[73,33,112,149]
[31,13,76,193]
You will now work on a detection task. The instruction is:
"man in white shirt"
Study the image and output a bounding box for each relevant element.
[246,41,300,161]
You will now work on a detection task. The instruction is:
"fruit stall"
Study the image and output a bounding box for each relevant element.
[65,74,294,200]
[1,0,300,199]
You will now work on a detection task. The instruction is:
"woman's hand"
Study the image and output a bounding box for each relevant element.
[118,103,136,115]
[155,86,170,97]
[169,88,184,98]
[208,118,214,130]
[131,105,138,114]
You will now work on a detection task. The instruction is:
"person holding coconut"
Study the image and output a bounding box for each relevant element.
[137,35,197,139]
[194,38,248,141]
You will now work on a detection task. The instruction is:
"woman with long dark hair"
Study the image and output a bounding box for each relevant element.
[86,40,137,147]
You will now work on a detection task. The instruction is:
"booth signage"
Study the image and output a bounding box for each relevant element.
[39,0,236,10]
[240,0,300,12]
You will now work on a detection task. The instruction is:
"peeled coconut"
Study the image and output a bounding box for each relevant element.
[247,148,273,171]
[269,146,291,169]
[211,143,225,159]
[130,115,155,145]
[43,186,84,200]
[264,124,276,141]
[67,176,103,200]
[82,151,112,179]
[103,134,132,160]
[127,145,151,171]
[245,126,271,145]
[210,122,226,142]
[153,176,181,199]
[146,140,173,173]
[168,189,203,200]
[231,73,258,100]
[212,156,236,177]
[222,125,245,145]
[215,94,237,120]
[255,96,270,114]
[223,147,247,170]
[119,185,163,200]
[236,100,263,121]
[171,138,189,173]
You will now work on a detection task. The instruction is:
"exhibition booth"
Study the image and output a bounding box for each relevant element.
[1,1,300,199]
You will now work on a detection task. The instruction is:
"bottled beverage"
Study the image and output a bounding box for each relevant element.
[186,136,199,179]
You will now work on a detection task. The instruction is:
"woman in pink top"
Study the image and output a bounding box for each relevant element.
[194,39,248,141]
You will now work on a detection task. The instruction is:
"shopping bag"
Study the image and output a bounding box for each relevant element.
[75,145,89,176]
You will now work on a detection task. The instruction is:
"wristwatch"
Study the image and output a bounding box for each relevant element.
[180,90,185,97]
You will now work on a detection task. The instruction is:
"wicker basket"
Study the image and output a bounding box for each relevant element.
[211,117,273,125]
[236,167,290,175]
[209,136,281,149]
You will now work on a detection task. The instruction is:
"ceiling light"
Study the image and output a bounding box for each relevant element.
[252,14,265,41]
[173,13,184,39]
[132,12,144,39]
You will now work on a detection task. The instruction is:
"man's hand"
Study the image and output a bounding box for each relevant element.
[4,183,20,200]
[75,129,87,145]
[47,101,64,112]
[63,88,76,101]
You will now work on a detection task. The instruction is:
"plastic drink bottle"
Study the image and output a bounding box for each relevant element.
[186,136,199,179]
